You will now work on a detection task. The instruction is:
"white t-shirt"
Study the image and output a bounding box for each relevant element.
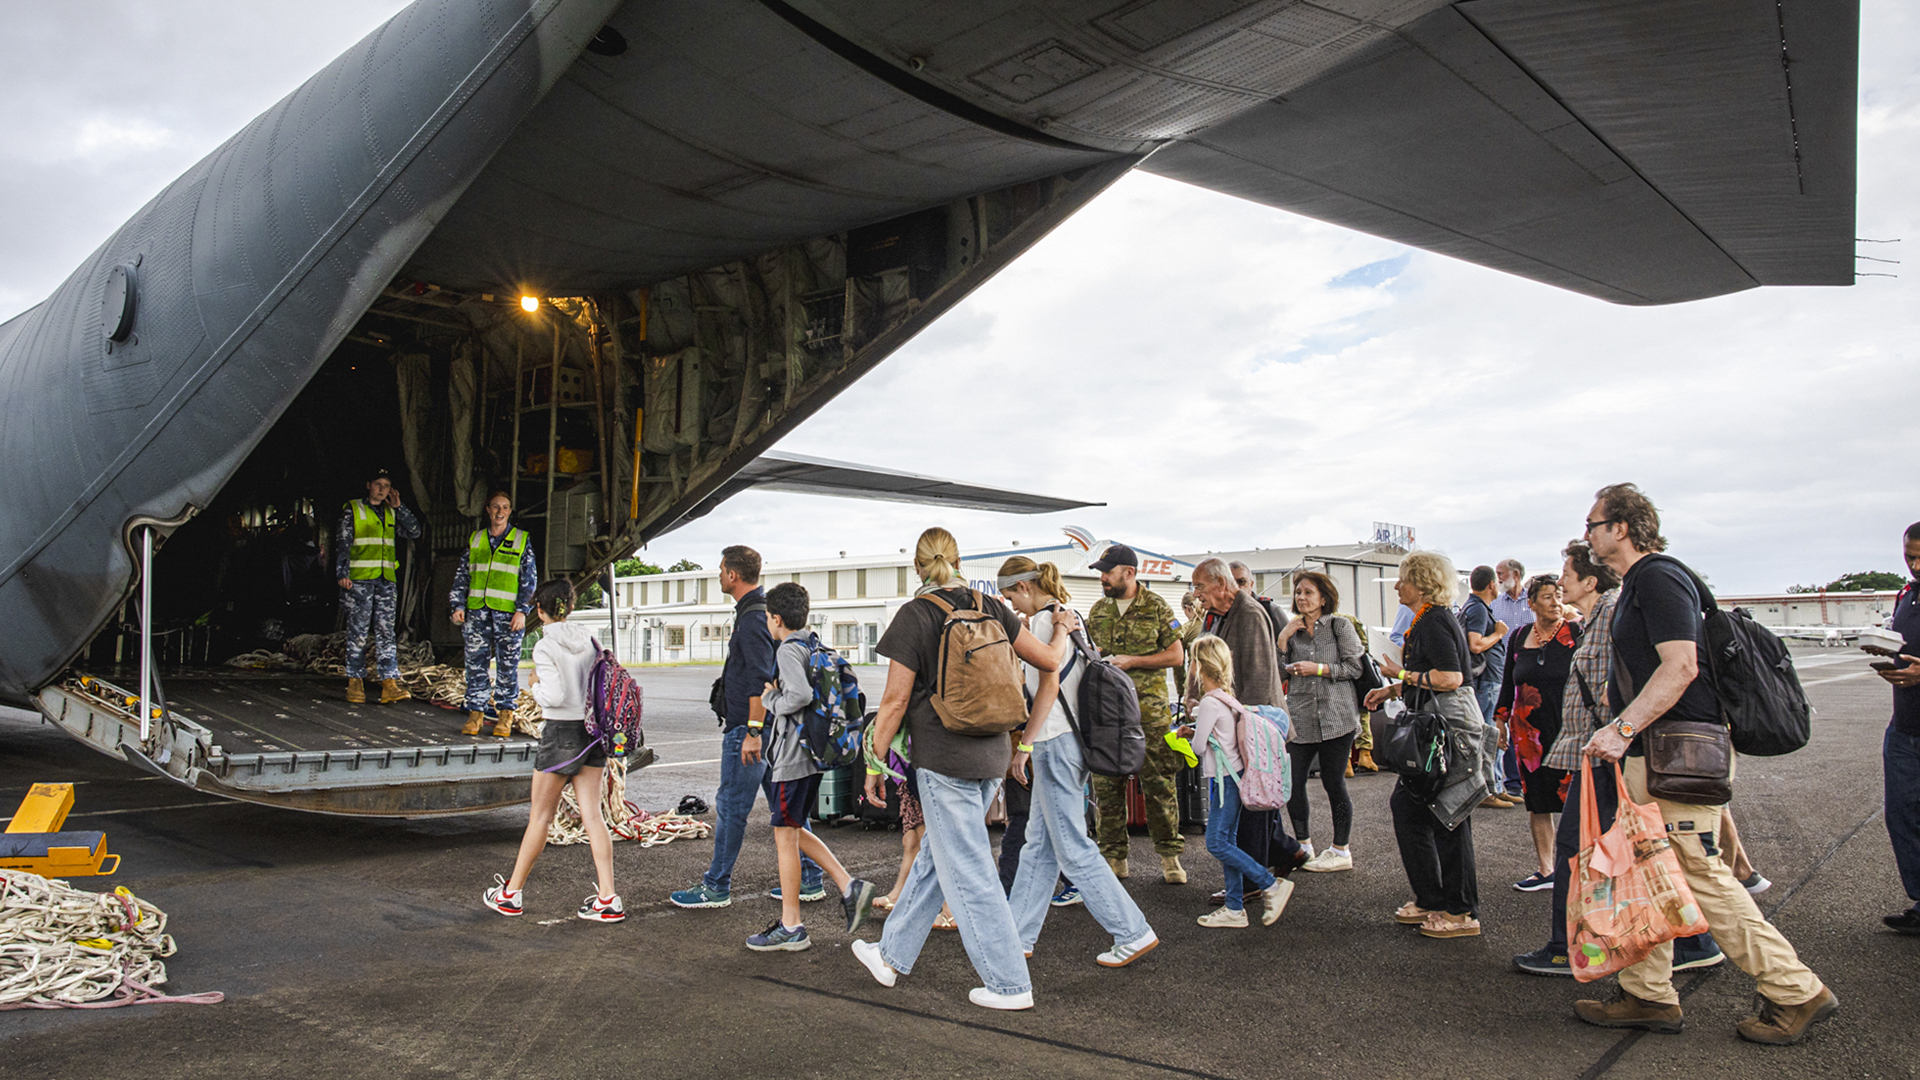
[1022,606,1083,744]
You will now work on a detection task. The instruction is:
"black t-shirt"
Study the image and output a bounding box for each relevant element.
[876,586,1025,780]
[1460,595,1506,690]
[1609,556,1721,739]
[1404,605,1469,711]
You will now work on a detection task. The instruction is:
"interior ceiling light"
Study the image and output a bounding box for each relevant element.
[520,295,539,312]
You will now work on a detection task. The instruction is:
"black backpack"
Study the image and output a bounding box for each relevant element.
[1049,605,1147,777]
[1650,556,1811,757]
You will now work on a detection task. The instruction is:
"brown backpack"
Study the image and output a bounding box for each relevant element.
[917,589,1028,736]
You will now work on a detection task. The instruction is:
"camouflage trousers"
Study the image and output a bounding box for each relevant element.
[461,608,524,715]
[1091,712,1185,859]
[342,580,398,679]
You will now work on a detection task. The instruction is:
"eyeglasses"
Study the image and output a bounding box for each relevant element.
[1583,518,1621,534]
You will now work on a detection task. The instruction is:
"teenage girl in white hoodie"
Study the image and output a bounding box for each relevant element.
[484,580,623,922]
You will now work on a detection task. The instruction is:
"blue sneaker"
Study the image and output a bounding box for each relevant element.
[1673,940,1725,971]
[746,919,811,952]
[669,883,732,909]
[1050,885,1083,908]
[769,883,829,902]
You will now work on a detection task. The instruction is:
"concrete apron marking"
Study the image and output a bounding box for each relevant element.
[1576,803,1886,1080]
[0,801,228,824]
[1800,670,1881,688]
[645,757,722,769]
[751,974,1239,1080]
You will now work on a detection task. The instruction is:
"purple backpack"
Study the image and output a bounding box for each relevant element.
[585,638,643,759]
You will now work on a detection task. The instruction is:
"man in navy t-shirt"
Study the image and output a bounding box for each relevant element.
[1575,483,1835,1046]
[1874,521,1920,935]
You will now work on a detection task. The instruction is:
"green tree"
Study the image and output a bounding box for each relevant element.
[668,558,703,572]
[1825,570,1905,592]
[615,556,663,577]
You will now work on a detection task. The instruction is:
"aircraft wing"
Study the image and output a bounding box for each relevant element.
[403,0,1856,306]
[657,451,1102,534]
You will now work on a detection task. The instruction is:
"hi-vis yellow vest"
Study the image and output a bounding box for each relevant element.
[466,527,529,612]
[347,501,397,582]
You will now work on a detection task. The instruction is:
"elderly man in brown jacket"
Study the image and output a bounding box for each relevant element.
[1189,558,1305,893]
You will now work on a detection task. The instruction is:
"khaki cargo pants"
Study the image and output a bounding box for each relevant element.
[1616,756,1824,1007]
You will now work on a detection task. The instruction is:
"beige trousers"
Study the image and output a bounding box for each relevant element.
[1615,756,1823,1007]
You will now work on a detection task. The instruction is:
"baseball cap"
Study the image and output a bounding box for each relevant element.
[1088,544,1138,571]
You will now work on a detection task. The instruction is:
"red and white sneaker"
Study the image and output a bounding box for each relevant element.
[484,874,523,917]
[578,892,626,923]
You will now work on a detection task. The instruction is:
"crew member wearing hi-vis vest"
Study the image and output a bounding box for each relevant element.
[449,491,539,737]
[334,469,422,704]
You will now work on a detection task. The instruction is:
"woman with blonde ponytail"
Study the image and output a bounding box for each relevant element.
[853,529,1076,1010]
[999,556,1158,967]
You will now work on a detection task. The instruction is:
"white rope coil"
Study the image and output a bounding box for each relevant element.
[545,758,710,848]
[0,871,223,1010]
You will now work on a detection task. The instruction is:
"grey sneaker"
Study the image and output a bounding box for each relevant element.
[769,883,829,902]
[746,919,811,952]
[841,878,877,934]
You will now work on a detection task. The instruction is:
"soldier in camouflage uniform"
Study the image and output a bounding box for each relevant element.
[335,469,421,704]
[1085,544,1188,883]
[450,491,538,738]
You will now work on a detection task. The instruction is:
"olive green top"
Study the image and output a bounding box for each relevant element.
[1088,586,1181,721]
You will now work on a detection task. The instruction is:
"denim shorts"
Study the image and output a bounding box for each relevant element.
[536,720,606,775]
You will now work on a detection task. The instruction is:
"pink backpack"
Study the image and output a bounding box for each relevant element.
[1206,690,1292,811]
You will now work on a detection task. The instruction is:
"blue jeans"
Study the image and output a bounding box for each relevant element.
[1205,774,1276,911]
[703,726,819,893]
[1887,726,1920,910]
[1008,736,1152,950]
[879,769,1031,996]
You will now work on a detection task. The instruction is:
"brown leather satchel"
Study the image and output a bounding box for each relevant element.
[1614,657,1733,805]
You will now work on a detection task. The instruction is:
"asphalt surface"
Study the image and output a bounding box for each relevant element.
[3,650,1916,1079]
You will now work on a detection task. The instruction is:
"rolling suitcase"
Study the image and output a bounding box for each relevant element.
[811,762,860,823]
[1124,775,1148,828]
[856,771,902,828]
[1176,762,1207,833]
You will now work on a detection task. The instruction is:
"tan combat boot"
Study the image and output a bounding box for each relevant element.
[1574,991,1684,1034]
[379,678,411,704]
[491,713,514,738]
[1107,856,1128,880]
[345,677,365,704]
[1161,854,1188,884]
[461,711,485,736]
[1736,987,1838,1045]
[1354,749,1379,773]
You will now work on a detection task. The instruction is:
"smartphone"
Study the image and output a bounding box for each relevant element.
[1872,660,1900,672]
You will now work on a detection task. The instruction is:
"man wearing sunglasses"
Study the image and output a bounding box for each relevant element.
[1573,484,1834,1046]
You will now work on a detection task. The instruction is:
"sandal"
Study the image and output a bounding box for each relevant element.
[1419,912,1482,939]
[871,895,895,915]
[932,910,958,931]
[1394,901,1437,925]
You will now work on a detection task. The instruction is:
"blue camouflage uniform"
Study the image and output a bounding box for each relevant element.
[448,528,539,715]
[335,500,421,680]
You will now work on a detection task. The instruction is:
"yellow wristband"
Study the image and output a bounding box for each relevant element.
[747,721,763,730]
[1016,743,1034,753]
[866,768,884,777]
[1318,663,1329,677]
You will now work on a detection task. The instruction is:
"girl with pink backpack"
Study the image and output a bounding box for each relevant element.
[1176,635,1295,928]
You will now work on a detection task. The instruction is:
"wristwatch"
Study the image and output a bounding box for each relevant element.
[1613,717,1638,739]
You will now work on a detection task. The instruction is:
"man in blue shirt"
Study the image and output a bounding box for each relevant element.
[1461,565,1514,802]
[1876,521,1920,935]
[670,545,821,908]
[1491,558,1533,631]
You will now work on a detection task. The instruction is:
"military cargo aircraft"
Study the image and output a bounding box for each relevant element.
[0,0,1857,814]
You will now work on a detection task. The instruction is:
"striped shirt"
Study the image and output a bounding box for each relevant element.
[1544,588,1619,774]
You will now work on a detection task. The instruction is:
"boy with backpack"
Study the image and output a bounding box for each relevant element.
[748,582,877,952]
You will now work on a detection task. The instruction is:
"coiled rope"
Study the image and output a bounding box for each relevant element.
[0,871,223,1009]
[546,757,712,848]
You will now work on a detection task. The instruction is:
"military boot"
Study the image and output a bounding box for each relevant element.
[1574,992,1684,1034]
[379,678,411,704]
[1161,855,1187,884]
[491,713,514,738]
[1735,987,1838,1045]
[345,677,366,704]
[1354,749,1379,773]
[1107,856,1128,880]
[461,711,485,736]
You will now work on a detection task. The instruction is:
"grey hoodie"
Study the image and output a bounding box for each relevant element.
[531,620,596,720]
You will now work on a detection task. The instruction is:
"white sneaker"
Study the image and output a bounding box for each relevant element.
[1740,872,1772,896]
[969,986,1034,1010]
[851,939,897,988]
[1303,848,1353,873]
[1299,840,1317,859]
[1197,906,1248,928]
[1096,931,1159,968]
[1261,877,1295,925]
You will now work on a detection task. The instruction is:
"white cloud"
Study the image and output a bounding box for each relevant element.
[70,117,174,158]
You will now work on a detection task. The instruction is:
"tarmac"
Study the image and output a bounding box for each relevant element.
[2,648,1916,1079]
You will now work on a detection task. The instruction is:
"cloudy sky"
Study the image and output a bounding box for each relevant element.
[5,2,1915,594]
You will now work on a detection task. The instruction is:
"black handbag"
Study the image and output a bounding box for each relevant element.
[1377,708,1449,801]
